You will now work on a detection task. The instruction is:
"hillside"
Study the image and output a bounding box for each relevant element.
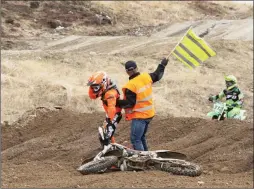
[1,1,253,49]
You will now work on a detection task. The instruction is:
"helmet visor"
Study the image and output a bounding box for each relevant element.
[226,81,234,88]
[91,84,101,92]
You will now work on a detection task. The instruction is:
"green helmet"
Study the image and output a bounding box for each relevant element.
[225,75,237,90]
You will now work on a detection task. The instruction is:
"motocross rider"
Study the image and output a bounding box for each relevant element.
[87,71,122,147]
[208,75,244,118]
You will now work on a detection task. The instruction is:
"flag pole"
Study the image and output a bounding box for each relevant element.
[166,26,193,60]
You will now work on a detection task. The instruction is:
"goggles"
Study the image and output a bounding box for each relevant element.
[91,84,101,92]
[226,81,234,87]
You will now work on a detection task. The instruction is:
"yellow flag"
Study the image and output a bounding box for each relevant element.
[172,28,216,69]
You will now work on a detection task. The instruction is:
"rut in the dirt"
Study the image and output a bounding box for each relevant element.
[2,107,253,175]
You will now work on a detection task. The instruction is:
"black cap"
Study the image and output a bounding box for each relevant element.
[125,61,137,71]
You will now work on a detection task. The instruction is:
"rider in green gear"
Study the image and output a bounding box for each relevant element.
[208,75,244,118]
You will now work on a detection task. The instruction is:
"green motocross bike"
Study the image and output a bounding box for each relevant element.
[207,98,246,121]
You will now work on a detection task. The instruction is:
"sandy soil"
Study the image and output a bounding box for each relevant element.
[1,108,253,188]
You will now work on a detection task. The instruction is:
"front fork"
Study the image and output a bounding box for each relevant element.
[93,144,112,161]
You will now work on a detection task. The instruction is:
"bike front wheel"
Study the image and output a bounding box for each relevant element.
[77,156,118,174]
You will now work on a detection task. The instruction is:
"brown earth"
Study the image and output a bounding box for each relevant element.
[1,108,253,188]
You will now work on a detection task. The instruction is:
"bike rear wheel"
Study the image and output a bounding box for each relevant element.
[77,156,118,174]
[160,161,202,177]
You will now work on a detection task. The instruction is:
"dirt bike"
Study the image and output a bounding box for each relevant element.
[207,98,246,120]
[77,126,202,177]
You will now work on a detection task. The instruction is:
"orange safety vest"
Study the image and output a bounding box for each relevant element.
[122,73,155,120]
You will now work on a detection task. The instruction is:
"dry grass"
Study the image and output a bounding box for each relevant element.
[2,1,252,41]
[1,59,96,122]
[1,39,253,124]
[94,1,253,25]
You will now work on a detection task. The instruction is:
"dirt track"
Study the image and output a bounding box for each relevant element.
[1,108,253,188]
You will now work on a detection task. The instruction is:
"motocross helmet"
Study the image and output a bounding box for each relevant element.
[87,71,111,99]
[225,75,237,90]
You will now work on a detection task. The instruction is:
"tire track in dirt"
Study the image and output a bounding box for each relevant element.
[3,19,252,56]
[1,108,253,188]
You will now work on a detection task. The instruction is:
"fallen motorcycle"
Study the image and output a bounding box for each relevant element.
[207,99,246,120]
[77,127,202,177]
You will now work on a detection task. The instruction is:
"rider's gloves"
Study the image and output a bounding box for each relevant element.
[161,58,168,67]
[208,96,214,102]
